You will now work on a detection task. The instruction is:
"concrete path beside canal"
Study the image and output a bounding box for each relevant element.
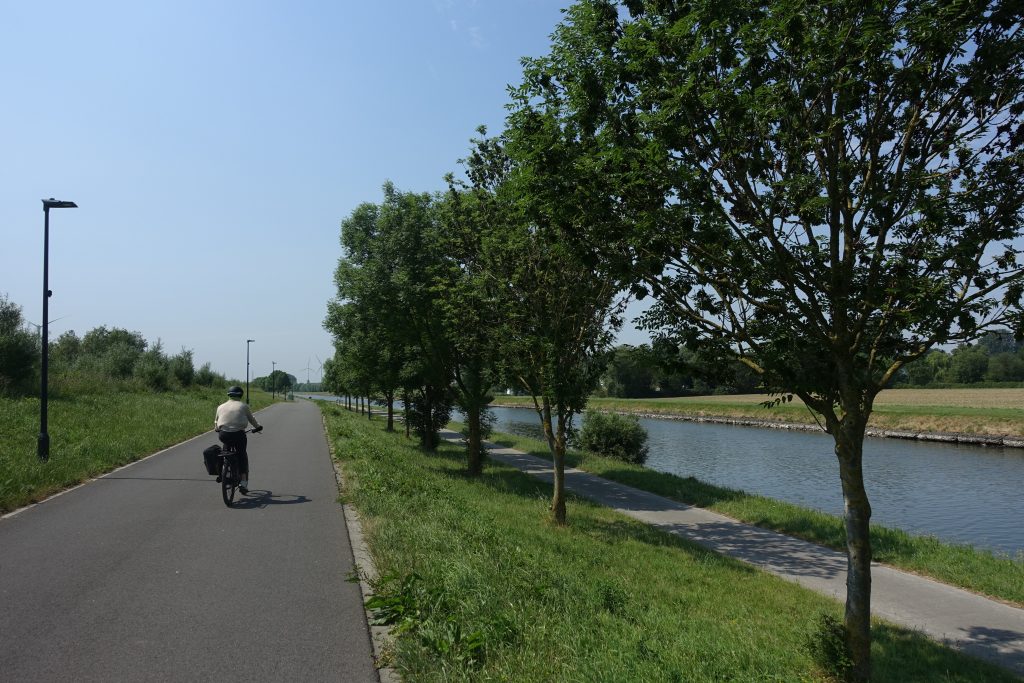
[441,431,1024,677]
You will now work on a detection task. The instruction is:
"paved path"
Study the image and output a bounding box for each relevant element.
[444,432,1024,677]
[1,401,377,682]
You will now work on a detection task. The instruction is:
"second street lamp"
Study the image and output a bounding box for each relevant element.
[38,198,78,461]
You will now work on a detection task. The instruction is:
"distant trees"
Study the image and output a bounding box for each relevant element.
[0,294,38,396]
[253,370,296,394]
[0,294,226,396]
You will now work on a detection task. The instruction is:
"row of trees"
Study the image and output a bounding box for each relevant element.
[327,1,1024,678]
[604,330,1024,398]
[252,370,297,394]
[0,293,227,396]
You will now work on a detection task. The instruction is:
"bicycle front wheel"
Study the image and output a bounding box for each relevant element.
[221,459,237,507]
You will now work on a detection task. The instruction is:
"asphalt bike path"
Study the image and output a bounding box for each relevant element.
[1,401,377,682]
[438,431,1024,677]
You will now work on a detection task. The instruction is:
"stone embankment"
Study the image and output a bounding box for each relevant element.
[623,411,1024,449]
[492,403,1024,449]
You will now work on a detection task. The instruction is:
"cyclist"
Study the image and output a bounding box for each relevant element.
[214,386,262,493]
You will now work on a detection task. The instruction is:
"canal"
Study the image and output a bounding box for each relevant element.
[485,406,1024,558]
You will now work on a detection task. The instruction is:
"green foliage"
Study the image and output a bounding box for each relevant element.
[407,386,454,450]
[253,370,295,393]
[194,362,225,388]
[807,614,855,682]
[575,410,649,465]
[169,348,195,387]
[0,294,38,396]
[134,341,171,391]
[512,1,1024,673]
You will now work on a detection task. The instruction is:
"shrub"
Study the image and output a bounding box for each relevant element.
[169,348,195,387]
[134,343,171,391]
[806,613,853,682]
[575,410,649,465]
[0,294,38,396]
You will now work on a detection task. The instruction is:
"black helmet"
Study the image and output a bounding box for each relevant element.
[227,386,243,398]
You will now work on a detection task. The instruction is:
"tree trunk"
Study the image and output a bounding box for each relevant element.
[386,391,394,432]
[467,403,483,476]
[403,390,411,439]
[551,410,567,525]
[834,415,873,683]
[367,395,372,420]
[541,397,556,454]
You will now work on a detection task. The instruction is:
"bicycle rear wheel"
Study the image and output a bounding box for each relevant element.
[221,457,237,507]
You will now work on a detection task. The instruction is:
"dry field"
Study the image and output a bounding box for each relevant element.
[658,388,1024,410]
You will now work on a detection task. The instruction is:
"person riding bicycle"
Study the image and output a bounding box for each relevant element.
[214,386,262,494]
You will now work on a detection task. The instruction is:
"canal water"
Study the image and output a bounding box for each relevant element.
[485,406,1024,558]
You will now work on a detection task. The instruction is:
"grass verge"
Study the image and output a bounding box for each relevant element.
[482,428,1024,608]
[322,404,1014,682]
[0,387,276,513]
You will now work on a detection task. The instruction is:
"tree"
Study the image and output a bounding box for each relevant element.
[437,130,517,474]
[487,123,625,524]
[0,294,37,396]
[948,344,989,383]
[603,345,658,397]
[255,370,295,394]
[520,1,1024,677]
[326,185,455,448]
[328,199,411,430]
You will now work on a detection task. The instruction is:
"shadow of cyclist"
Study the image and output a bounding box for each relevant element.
[228,489,311,509]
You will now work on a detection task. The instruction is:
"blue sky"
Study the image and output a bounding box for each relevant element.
[1,0,649,384]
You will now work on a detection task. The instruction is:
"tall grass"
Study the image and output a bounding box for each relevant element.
[0,387,275,513]
[323,405,1014,682]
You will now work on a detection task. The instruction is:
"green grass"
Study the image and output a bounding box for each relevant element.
[322,405,1015,682]
[481,428,1024,608]
[0,387,277,513]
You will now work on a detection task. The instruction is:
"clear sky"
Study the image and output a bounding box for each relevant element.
[1,0,649,385]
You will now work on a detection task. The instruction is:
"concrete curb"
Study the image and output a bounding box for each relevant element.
[323,414,401,683]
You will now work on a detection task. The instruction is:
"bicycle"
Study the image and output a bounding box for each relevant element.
[218,427,261,507]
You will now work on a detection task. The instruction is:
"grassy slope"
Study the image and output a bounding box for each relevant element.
[0,387,276,513]
[322,405,1014,682]
[491,388,1024,437]
[481,428,1024,607]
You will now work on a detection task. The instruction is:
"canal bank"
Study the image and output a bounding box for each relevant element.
[490,401,1024,448]
[483,405,1024,559]
[445,429,1024,678]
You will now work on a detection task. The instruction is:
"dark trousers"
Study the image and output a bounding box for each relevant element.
[218,430,249,475]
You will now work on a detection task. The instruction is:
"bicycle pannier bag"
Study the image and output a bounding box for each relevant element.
[203,444,222,476]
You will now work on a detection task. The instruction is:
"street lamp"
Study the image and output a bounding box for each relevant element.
[38,198,77,461]
[271,361,276,399]
[246,339,255,404]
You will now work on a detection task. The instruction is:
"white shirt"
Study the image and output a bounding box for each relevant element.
[214,399,260,432]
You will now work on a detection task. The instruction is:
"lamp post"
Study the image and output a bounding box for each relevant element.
[246,339,255,404]
[38,198,77,461]
[271,361,276,399]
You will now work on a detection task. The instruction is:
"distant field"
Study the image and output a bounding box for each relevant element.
[491,388,1024,437]
[645,388,1024,410]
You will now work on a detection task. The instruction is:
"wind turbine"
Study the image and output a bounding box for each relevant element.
[304,357,313,385]
[315,355,324,384]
